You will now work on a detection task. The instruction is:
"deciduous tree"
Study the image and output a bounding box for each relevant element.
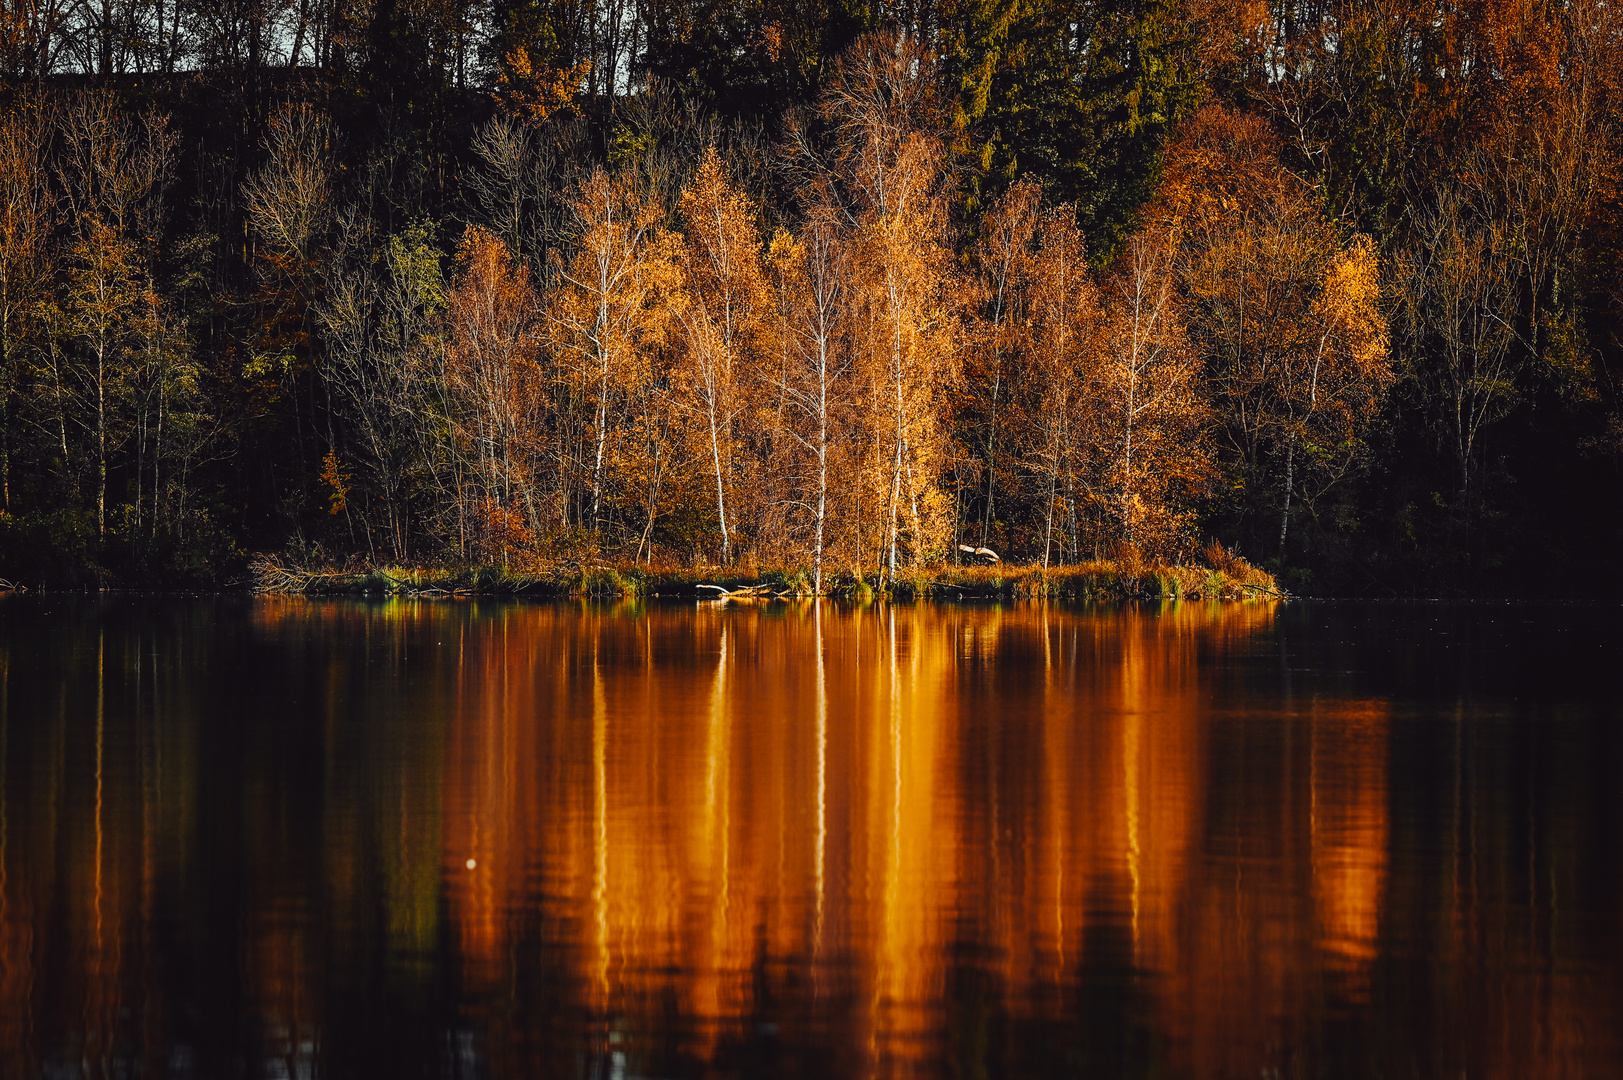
[51,93,177,541]
[320,218,449,560]
[822,33,963,576]
[1090,228,1209,558]
[765,209,847,590]
[1162,105,1390,559]
[446,225,544,561]
[0,101,52,510]
[674,145,768,563]
[548,167,675,539]
[1398,188,1518,520]
[961,177,1038,553]
[1020,202,1094,566]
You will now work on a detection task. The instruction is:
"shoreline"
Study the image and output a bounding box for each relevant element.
[244,556,1284,602]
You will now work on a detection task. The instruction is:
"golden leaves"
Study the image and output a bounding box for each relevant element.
[1313,237,1390,385]
[494,46,587,128]
[444,224,546,552]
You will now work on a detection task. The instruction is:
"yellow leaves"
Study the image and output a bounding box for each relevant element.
[449,227,537,368]
[1029,205,1097,377]
[1313,236,1390,380]
[386,222,447,316]
[1323,236,1380,311]
[966,181,1213,560]
[454,224,521,291]
[494,47,587,128]
[464,495,538,568]
[67,216,137,320]
[677,146,769,358]
[443,225,551,545]
[549,170,679,414]
[242,350,297,381]
[765,227,805,287]
[1151,102,1396,516]
[671,147,777,560]
[502,44,534,81]
[756,22,784,64]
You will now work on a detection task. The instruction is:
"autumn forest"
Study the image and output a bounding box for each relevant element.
[0,0,1619,594]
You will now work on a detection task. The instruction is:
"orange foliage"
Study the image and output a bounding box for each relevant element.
[548,169,677,537]
[318,449,349,515]
[674,147,771,563]
[823,35,965,575]
[967,183,1211,563]
[493,46,587,127]
[1156,105,1391,556]
[446,224,544,558]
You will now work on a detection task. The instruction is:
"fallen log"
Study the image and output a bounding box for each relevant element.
[695,582,793,600]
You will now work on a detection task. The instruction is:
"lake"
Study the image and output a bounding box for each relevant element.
[0,596,1618,1078]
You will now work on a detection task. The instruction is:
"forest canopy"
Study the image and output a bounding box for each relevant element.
[0,0,1619,595]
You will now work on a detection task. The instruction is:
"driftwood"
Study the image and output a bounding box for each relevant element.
[695,583,799,600]
[957,544,1001,564]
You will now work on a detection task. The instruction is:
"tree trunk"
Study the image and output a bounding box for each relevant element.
[903,439,922,567]
[982,370,1000,546]
[888,433,902,580]
[592,374,608,530]
[154,373,164,541]
[97,346,106,540]
[815,369,827,595]
[708,389,730,563]
[1,329,9,512]
[1042,482,1056,570]
[1278,434,1295,559]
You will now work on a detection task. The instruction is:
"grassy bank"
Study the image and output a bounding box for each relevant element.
[248,547,1281,602]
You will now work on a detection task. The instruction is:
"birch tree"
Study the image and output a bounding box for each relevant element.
[1164,105,1391,558]
[320,218,449,561]
[823,33,963,577]
[52,93,176,541]
[1021,204,1094,566]
[548,168,672,539]
[1398,189,1518,519]
[766,211,848,591]
[963,178,1039,553]
[674,146,768,564]
[446,225,543,562]
[1090,229,1211,558]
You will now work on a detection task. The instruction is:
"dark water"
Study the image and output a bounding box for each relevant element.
[0,596,1619,1079]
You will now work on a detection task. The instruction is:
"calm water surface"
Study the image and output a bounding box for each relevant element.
[0,596,1619,1079]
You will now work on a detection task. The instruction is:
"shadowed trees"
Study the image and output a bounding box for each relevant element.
[1157,106,1390,564]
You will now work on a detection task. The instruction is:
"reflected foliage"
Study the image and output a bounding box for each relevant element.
[0,596,1620,1076]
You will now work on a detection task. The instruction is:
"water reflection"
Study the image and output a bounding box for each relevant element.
[0,597,1618,1078]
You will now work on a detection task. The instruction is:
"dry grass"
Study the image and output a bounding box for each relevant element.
[881,555,1279,602]
[250,547,1281,601]
[248,556,564,597]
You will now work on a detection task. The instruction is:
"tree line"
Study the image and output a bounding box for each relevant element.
[1,0,1619,593]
